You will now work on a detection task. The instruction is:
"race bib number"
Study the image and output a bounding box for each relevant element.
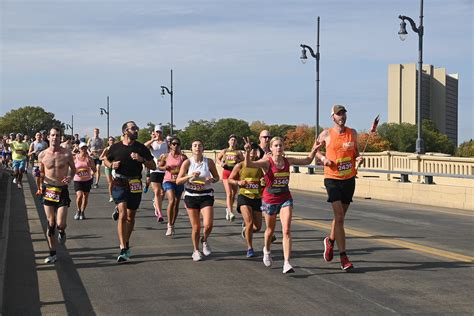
[76,167,90,179]
[129,179,143,193]
[336,157,354,176]
[272,172,290,187]
[188,179,205,191]
[171,167,180,180]
[44,186,62,203]
[225,154,237,167]
[242,178,260,195]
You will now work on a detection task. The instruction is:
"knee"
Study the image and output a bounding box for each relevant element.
[334,214,345,225]
[281,228,291,239]
[253,222,262,232]
[203,223,212,232]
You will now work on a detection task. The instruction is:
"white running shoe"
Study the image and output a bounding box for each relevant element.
[202,241,212,256]
[44,255,57,263]
[17,183,22,189]
[225,208,230,221]
[165,225,174,236]
[74,212,80,220]
[192,250,202,261]
[108,197,114,203]
[263,247,272,267]
[12,178,17,184]
[283,261,295,274]
[229,212,236,221]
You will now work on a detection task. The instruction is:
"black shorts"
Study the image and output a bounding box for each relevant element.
[150,172,165,183]
[184,195,214,210]
[112,178,142,210]
[42,184,71,208]
[93,158,102,166]
[237,194,262,214]
[146,169,151,177]
[74,179,93,193]
[324,177,356,205]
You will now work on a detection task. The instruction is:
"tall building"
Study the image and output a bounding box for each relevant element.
[387,64,459,146]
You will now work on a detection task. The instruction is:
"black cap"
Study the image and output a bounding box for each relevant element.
[229,134,237,140]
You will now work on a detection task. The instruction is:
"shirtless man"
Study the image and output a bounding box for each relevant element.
[39,127,76,263]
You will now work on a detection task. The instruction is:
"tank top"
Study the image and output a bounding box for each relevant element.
[11,141,29,160]
[238,165,264,199]
[262,157,292,204]
[164,153,186,183]
[223,149,240,170]
[74,156,93,182]
[184,157,214,197]
[324,127,357,180]
[150,141,168,173]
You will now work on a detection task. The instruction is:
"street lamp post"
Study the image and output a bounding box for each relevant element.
[398,0,425,154]
[161,69,174,136]
[100,96,110,139]
[65,114,74,136]
[300,16,321,139]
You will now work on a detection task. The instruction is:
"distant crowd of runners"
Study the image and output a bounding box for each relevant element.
[1,104,363,274]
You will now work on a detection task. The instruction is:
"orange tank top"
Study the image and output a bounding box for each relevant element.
[324,127,357,180]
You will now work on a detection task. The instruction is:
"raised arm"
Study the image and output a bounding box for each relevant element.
[287,139,322,166]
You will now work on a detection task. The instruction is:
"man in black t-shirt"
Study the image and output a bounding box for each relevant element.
[104,121,156,263]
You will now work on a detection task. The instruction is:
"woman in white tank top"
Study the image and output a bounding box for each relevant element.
[176,139,219,262]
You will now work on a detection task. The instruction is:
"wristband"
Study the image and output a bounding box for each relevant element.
[321,156,326,163]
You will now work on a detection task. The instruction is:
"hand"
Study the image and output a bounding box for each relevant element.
[311,140,324,152]
[242,136,251,152]
[356,156,364,166]
[61,176,72,184]
[322,157,333,167]
[192,171,201,178]
[112,161,121,169]
[238,180,247,186]
[130,152,143,163]
[205,176,216,183]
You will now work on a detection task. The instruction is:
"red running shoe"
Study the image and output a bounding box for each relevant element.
[340,254,354,271]
[323,237,334,262]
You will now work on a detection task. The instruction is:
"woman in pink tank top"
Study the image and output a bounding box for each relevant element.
[244,136,321,274]
[73,142,96,220]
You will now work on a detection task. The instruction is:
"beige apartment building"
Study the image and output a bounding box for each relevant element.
[387,63,459,145]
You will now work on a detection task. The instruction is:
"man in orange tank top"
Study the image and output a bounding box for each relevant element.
[316,105,364,272]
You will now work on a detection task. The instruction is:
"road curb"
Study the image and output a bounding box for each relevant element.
[0,171,12,315]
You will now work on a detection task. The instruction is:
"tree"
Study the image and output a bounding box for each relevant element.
[284,125,315,151]
[455,140,474,157]
[0,106,63,136]
[357,132,391,152]
[137,122,154,144]
[178,120,215,149]
[210,118,252,150]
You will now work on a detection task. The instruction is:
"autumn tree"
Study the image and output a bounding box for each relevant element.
[357,132,391,152]
[284,125,316,151]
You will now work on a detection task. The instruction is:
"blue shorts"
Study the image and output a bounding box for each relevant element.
[261,199,293,216]
[163,181,184,196]
[12,159,26,171]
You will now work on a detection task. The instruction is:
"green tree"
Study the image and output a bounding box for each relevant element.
[137,122,154,144]
[0,106,63,136]
[211,118,252,150]
[455,139,474,157]
[178,120,216,149]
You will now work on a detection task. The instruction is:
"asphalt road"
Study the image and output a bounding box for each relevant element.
[2,172,474,315]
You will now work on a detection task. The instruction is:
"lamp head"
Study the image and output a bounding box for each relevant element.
[300,47,308,64]
[161,87,166,97]
[100,109,104,115]
[398,20,408,41]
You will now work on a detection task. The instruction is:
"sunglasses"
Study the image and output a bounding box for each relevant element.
[261,136,271,139]
[128,126,139,131]
[171,142,180,146]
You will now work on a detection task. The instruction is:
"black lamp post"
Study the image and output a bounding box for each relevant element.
[65,114,74,136]
[161,69,174,136]
[300,16,321,138]
[398,0,425,154]
[100,96,110,139]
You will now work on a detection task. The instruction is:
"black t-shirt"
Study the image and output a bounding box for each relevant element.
[107,141,153,177]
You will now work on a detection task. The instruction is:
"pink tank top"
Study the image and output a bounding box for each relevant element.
[74,156,92,182]
[262,157,292,204]
[164,153,186,183]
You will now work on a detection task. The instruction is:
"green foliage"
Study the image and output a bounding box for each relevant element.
[0,106,63,136]
[377,120,455,154]
[178,120,215,149]
[136,122,154,144]
[456,140,474,157]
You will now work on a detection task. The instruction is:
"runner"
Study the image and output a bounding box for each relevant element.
[38,127,76,263]
[159,136,187,236]
[60,136,73,151]
[104,121,155,262]
[217,134,244,221]
[23,134,31,168]
[87,128,104,188]
[11,133,29,189]
[257,129,272,159]
[73,142,96,220]
[99,136,116,203]
[144,124,168,222]
[176,139,219,261]
[316,105,363,272]
[28,132,49,195]
[228,142,263,258]
[243,136,321,273]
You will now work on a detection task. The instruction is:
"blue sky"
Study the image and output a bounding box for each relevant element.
[1,0,472,143]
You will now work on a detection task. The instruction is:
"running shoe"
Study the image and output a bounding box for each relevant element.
[340,254,354,271]
[12,178,17,184]
[263,247,272,267]
[192,250,202,262]
[225,208,230,221]
[283,261,295,274]
[79,214,85,220]
[246,248,255,258]
[44,255,57,264]
[241,222,246,239]
[74,212,80,220]
[323,237,334,262]
[58,230,66,245]
[165,225,174,236]
[271,234,277,244]
[112,206,119,221]
[93,183,99,188]
[126,248,131,258]
[17,183,22,189]
[229,212,236,221]
[108,197,114,203]
[143,186,149,194]
[117,248,130,263]
[202,241,212,256]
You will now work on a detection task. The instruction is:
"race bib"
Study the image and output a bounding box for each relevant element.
[44,186,62,203]
[225,154,237,167]
[76,167,90,179]
[242,178,260,195]
[188,179,206,191]
[272,172,290,187]
[171,167,180,180]
[336,157,354,176]
[128,179,142,193]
